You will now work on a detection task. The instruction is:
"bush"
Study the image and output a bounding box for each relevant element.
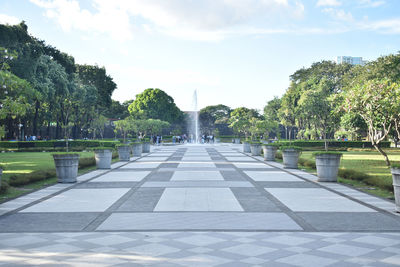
[0,181,9,193]
[0,140,119,150]
[78,157,96,169]
[298,158,316,169]
[275,151,282,159]
[277,140,391,149]
[8,170,57,186]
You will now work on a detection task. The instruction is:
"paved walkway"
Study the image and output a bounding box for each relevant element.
[1,144,400,266]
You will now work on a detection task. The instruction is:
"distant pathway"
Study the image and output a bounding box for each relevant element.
[0,144,400,266]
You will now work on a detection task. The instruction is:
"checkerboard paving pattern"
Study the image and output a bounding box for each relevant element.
[1,232,400,266]
[1,144,400,265]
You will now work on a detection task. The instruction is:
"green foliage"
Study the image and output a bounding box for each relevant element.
[276,140,390,148]
[312,151,343,156]
[9,169,56,186]
[0,140,118,149]
[391,163,400,169]
[281,146,302,151]
[228,107,261,137]
[128,88,184,124]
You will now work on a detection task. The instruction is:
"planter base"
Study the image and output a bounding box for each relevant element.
[53,154,79,183]
[391,168,400,213]
[316,154,342,182]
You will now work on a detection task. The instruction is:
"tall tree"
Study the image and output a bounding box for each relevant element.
[128,88,184,124]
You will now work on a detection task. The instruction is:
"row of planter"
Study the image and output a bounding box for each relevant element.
[243,141,400,212]
[243,142,343,183]
[53,141,151,184]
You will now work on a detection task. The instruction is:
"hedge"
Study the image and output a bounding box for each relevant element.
[0,140,119,149]
[276,140,391,148]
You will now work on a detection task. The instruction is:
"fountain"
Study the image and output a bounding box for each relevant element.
[188,90,200,143]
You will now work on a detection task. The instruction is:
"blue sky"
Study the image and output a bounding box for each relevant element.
[1,0,400,111]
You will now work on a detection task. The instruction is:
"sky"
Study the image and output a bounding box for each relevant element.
[1,0,400,112]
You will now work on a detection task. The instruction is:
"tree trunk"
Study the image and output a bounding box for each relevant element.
[33,100,40,136]
[373,143,390,166]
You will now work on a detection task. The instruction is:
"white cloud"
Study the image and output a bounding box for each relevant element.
[360,18,400,34]
[0,14,20,25]
[316,0,341,7]
[322,8,353,22]
[29,0,305,41]
[357,0,385,8]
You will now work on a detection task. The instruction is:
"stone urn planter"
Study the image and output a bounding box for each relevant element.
[53,154,80,183]
[94,148,113,169]
[250,142,262,156]
[314,152,342,182]
[132,142,142,157]
[262,144,278,161]
[234,138,241,144]
[117,145,131,161]
[243,141,251,153]
[142,141,151,153]
[390,165,400,212]
[282,147,302,169]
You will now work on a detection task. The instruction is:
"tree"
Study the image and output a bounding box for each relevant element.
[90,115,108,139]
[228,107,261,138]
[76,64,116,109]
[199,104,231,134]
[114,118,132,143]
[343,79,400,166]
[0,47,35,139]
[264,97,281,122]
[298,78,341,150]
[128,88,184,124]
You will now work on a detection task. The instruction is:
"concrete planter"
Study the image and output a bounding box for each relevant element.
[215,138,221,143]
[132,143,142,157]
[250,143,262,156]
[315,153,342,182]
[234,138,241,144]
[117,145,131,161]
[53,154,79,183]
[262,145,277,161]
[94,149,112,169]
[282,149,300,169]
[142,142,151,153]
[243,142,251,153]
[390,168,400,212]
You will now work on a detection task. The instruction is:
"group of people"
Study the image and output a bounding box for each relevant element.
[171,134,215,144]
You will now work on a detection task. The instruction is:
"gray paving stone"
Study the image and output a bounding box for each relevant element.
[97,213,302,230]
[142,181,253,188]
[220,170,246,181]
[0,212,100,232]
[230,187,281,212]
[257,181,319,188]
[117,188,165,212]
[296,212,400,231]
[75,182,138,188]
[147,170,174,181]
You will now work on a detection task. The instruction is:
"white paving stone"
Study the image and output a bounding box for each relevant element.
[232,162,274,169]
[21,188,130,212]
[178,162,216,168]
[171,171,224,181]
[120,162,161,169]
[91,171,150,182]
[154,188,243,211]
[266,188,375,212]
[244,171,304,182]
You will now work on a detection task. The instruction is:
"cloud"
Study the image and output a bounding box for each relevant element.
[357,0,385,8]
[360,18,400,34]
[29,0,305,41]
[0,14,20,25]
[316,0,341,7]
[322,8,353,22]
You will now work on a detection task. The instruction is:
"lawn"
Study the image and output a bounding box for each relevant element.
[0,151,103,202]
[299,149,400,199]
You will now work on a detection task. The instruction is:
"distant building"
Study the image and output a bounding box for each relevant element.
[336,56,367,66]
